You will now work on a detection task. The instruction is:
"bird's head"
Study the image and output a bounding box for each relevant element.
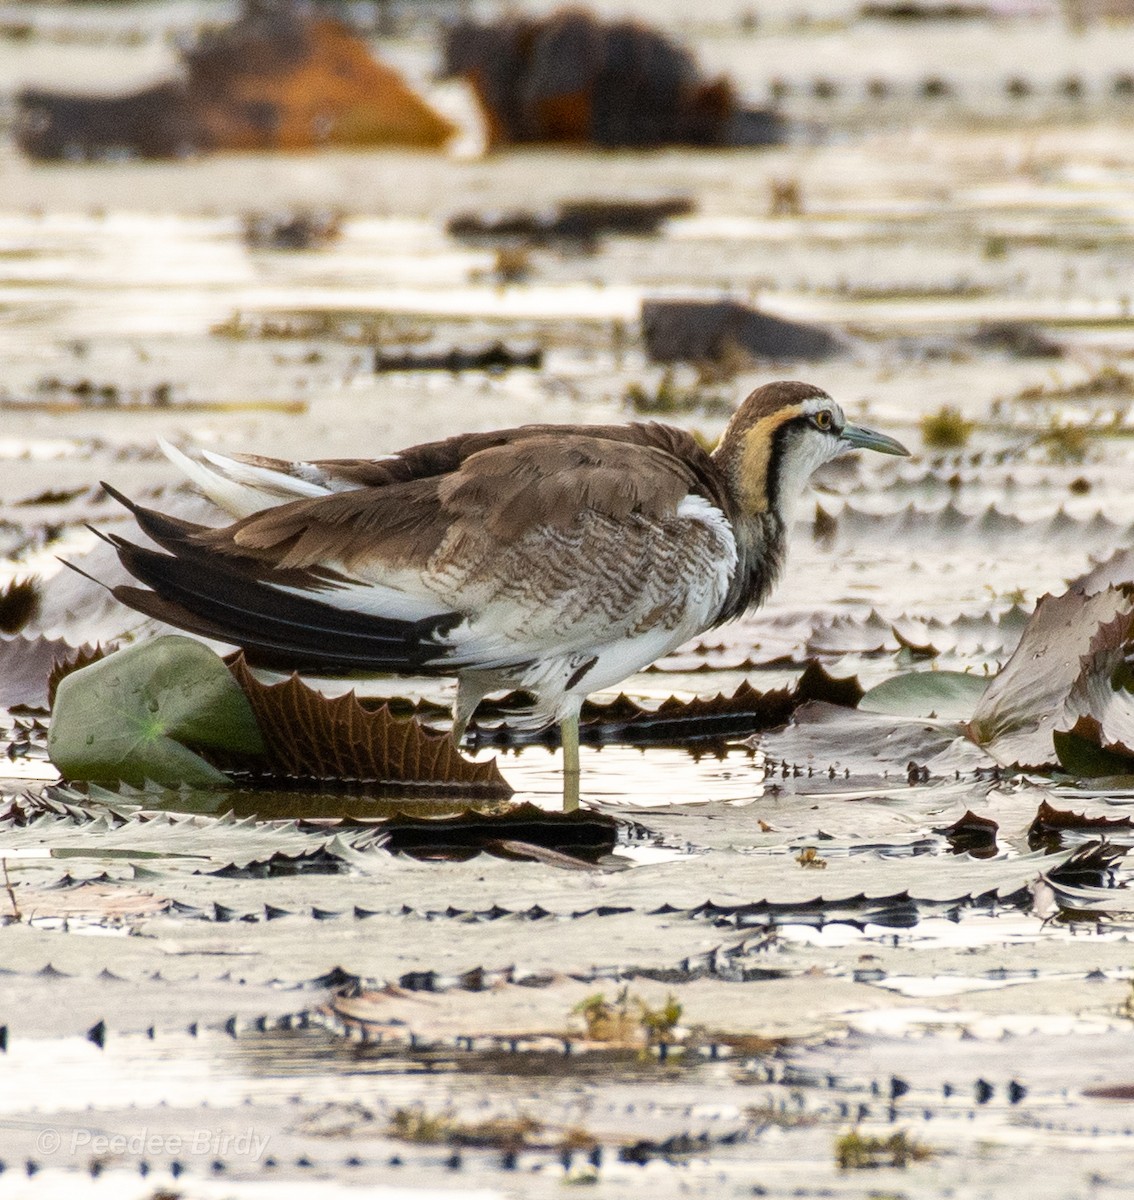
[713,381,909,522]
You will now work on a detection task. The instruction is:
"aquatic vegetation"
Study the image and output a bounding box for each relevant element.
[1017,364,1134,403]
[623,368,732,415]
[835,1129,934,1169]
[573,987,682,1045]
[920,404,974,449]
[1038,420,1091,463]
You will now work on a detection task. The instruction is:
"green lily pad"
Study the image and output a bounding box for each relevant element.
[47,635,265,788]
[859,670,990,721]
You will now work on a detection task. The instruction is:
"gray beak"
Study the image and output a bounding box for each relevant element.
[839,422,910,457]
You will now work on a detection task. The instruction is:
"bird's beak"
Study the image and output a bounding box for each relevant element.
[839,423,910,457]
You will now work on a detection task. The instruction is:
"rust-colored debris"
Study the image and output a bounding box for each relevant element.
[228,655,511,794]
[442,8,783,150]
[447,197,694,248]
[15,1,455,161]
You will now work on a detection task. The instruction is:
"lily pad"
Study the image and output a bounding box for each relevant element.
[229,656,511,795]
[860,670,989,720]
[47,635,265,788]
[967,585,1134,767]
[0,634,103,712]
[1053,605,1134,776]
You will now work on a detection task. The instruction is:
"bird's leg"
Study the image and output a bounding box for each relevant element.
[450,712,469,747]
[453,672,494,748]
[560,710,581,813]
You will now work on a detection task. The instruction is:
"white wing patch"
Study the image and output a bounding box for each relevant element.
[274,577,453,623]
[161,441,373,519]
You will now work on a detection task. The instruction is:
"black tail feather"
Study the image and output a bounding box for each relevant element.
[107,535,456,675]
[100,482,222,556]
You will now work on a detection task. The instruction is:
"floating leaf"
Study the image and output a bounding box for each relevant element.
[0,808,340,872]
[229,656,511,795]
[473,663,862,747]
[1074,546,1134,596]
[9,880,170,921]
[860,670,989,720]
[967,585,1134,767]
[1027,799,1134,851]
[48,635,265,788]
[1053,726,1134,780]
[1042,839,1128,889]
[1053,606,1134,776]
[757,701,974,778]
[0,634,104,712]
[48,642,111,709]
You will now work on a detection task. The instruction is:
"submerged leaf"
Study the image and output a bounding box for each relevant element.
[380,801,617,862]
[48,636,265,788]
[860,670,989,720]
[230,656,511,794]
[968,585,1134,767]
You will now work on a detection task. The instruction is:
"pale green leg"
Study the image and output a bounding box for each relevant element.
[561,711,581,814]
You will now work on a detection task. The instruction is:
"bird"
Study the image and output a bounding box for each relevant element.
[98,380,908,808]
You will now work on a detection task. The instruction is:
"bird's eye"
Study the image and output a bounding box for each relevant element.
[813,410,833,431]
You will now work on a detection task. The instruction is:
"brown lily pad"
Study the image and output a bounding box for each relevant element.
[935,810,999,858]
[0,578,40,635]
[229,656,511,795]
[1027,799,1134,851]
[473,662,863,747]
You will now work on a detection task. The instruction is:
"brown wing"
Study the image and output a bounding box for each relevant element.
[227,420,724,496]
[193,427,731,576]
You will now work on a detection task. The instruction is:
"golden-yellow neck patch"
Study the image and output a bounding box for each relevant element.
[734,405,804,515]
